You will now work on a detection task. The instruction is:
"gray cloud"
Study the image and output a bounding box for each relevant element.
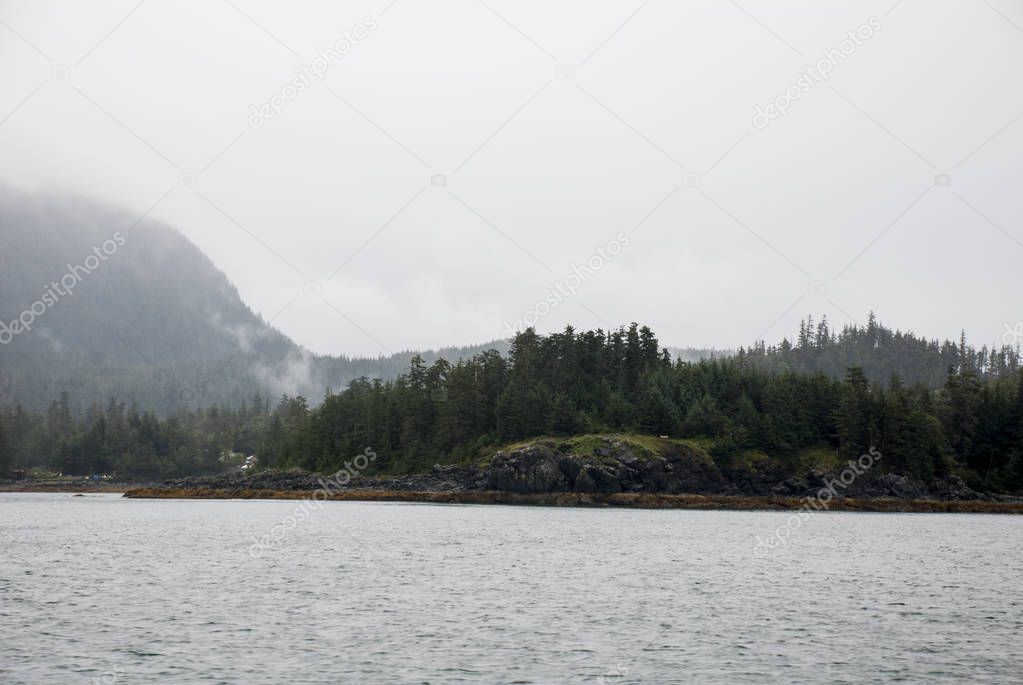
[1,0,1021,355]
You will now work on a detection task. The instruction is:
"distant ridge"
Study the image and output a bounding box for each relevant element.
[2,189,1015,414]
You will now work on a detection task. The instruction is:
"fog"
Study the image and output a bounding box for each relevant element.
[2,0,1021,356]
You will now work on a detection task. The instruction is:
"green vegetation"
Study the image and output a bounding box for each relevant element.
[0,392,271,479]
[743,312,1020,388]
[0,415,10,476]
[259,321,1023,491]
[3,320,1023,492]
[487,434,659,461]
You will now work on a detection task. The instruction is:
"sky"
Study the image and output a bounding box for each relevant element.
[1,0,1022,358]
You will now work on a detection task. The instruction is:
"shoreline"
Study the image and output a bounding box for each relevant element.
[121,487,1023,513]
[0,482,143,493]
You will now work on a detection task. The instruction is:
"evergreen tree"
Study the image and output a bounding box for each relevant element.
[836,367,873,456]
[3,324,1022,494]
[0,416,10,476]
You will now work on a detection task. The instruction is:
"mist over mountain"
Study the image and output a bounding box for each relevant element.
[3,190,1015,417]
[0,188,511,412]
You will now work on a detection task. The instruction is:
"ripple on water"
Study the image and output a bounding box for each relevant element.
[0,494,1021,684]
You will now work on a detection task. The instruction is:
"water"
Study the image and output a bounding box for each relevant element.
[1,492,1021,684]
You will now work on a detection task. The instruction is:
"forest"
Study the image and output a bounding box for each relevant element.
[3,318,1022,493]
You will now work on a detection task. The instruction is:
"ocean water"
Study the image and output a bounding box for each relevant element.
[1,492,1020,684]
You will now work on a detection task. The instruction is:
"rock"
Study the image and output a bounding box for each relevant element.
[573,467,597,493]
[770,478,802,496]
[154,439,1006,502]
[486,445,570,493]
[573,464,621,493]
[879,473,921,499]
[932,475,981,501]
[482,439,727,495]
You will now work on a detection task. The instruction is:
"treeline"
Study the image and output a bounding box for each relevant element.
[0,392,273,479]
[3,324,1023,492]
[264,324,1023,491]
[746,313,1021,387]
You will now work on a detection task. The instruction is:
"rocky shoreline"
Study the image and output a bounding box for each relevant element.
[123,436,1023,512]
[0,479,146,493]
[119,486,1023,513]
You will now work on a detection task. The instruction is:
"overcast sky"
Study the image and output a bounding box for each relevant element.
[2,0,1022,357]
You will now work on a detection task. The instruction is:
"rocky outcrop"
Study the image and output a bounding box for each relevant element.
[164,464,484,494]
[485,439,727,495]
[156,436,1008,502]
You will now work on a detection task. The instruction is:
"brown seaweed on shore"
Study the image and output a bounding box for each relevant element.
[121,487,1023,514]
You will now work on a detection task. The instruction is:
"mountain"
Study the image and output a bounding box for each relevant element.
[0,187,507,413]
[4,189,1014,417]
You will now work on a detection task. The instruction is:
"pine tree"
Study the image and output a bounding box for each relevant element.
[0,416,10,476]
[836,367,873,456]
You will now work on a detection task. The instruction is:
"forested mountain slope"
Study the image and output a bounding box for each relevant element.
[0,188,504,412]
[2,189,1016,417]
